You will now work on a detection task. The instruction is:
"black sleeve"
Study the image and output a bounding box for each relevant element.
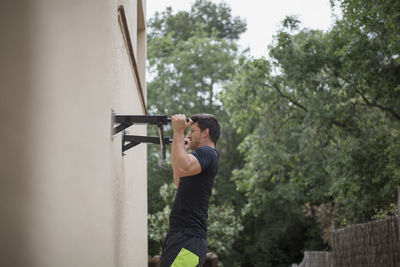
[191,146,213,172]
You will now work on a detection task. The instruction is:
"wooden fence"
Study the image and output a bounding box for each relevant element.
[293,216,400,267]
[291,251,333,267]
[331,216,400,266]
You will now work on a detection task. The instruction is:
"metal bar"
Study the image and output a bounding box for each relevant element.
[114,115,169,125]
[122,140,139,152]
[124,135,171,145]
[123,135,186,146]
[113,122,132,135]
[158,125,166,159]
[123,135,171,156]
[114,115,188,128]
[122,134,187,158]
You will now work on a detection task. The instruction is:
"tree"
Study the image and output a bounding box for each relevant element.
[221,0,400,264]
[148,0,246,44]
[222,55,327,266]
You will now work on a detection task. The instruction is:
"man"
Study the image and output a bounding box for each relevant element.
[159,113,221,267]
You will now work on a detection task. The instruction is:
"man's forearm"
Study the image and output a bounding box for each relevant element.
[171,131,190,175]
[173,171,180,188]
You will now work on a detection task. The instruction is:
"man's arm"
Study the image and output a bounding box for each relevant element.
[170,114,201,178]
[173,171,180,188]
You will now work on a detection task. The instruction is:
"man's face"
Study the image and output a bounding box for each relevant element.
[186,122,202,150]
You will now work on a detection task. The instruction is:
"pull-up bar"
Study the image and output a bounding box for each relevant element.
[112,114,188,159]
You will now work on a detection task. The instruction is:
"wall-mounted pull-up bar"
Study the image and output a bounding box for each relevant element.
[112,113,188,159]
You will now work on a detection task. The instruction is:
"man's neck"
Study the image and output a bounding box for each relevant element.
[197,140,215,149]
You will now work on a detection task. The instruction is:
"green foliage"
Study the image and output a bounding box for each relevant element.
[147,0,246,116]
[224,3,400,222]
[234,189,325,267]
[371,203,397,221]
[221,0,400,265]
[330,0,400,120]
[147,152,173,214]
[148,183,176,254]
[148,0,246,43]
[148,33,237,115]
[207,201,243,264]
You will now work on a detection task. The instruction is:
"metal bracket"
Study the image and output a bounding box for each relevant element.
[112,113,187,159]
[122,131,172,159]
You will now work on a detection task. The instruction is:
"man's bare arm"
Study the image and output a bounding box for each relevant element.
[173,171,180,188]
[171,115,201,178]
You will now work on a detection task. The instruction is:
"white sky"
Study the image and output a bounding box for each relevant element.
[146,0,339,58]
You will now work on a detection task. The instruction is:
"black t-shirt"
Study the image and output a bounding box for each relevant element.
[168,146,219,238]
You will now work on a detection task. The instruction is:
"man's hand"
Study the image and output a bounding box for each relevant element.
[171,114,193,133]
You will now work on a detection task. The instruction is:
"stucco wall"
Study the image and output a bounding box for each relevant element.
[112,0,148,266]
[0,0,147,266]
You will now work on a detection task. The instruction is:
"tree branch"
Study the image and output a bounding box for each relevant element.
[332,120,358,136]
[273,115,303,139]
[356,89,400,121]
[327,64,400,121]
[270,82,308,112]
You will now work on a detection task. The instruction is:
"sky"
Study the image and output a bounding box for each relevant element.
[146,0,340,58]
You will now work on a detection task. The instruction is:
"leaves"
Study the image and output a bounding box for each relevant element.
[221,0,400,264]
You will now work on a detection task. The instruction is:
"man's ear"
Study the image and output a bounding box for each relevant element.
[202,128,209,138]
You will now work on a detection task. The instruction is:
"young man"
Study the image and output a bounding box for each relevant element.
[159,113,221,267]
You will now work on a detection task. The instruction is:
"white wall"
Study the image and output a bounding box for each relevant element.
[0,0,147,266]
[112,1,148,266]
